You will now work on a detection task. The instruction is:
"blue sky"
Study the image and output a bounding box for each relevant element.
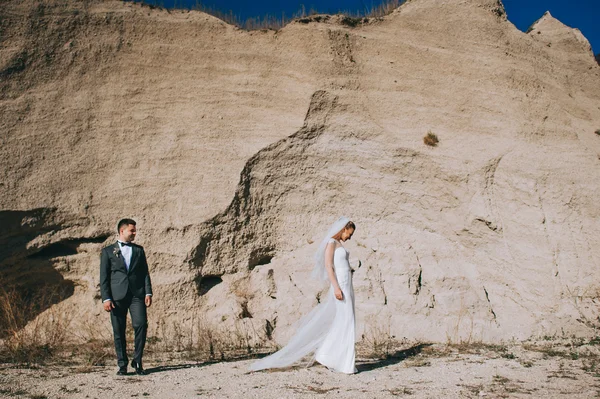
[147,0,599,54]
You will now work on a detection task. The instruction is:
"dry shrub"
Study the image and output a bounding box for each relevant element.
[423,131,439,147]
[522,342,570,359]
[0,277,270,366]
[151,0,406,31]
[340,16,364,27]
[402,356,431,367]
[192,316,265,361]
[69,338,113,372]
[368,0,405,18]
[65,318,114,371]
[154,318,190,353]
[446,341,509,356]
[0,385,29,397]
[595,129,600,136]
[231,278,254,319]
[190,3,290,30]
[444,297,480,346]
[149,312,269,363]
[0,285,72,364]
[388,387,414,395]
[359,320,397,359]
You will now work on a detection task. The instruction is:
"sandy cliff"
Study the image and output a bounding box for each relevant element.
[1,0,599,344]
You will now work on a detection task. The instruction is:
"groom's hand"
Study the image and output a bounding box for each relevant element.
[103,301,115,312]
[145,295,152,307]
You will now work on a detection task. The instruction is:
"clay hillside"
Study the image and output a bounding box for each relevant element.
[1,0,599,346]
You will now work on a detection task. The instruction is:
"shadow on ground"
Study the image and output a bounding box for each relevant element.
[357,343,432,372]
[145,362,216,375]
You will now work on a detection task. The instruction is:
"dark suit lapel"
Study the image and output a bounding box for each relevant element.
[112,242,127,271]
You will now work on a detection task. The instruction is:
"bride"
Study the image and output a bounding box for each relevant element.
[249,217,358,374]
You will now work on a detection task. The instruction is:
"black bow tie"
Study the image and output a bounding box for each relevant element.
[119,241,132,247]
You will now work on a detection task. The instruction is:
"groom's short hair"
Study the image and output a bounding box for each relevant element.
[117,218,136,232]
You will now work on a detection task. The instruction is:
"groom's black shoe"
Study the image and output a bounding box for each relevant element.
[116,367,128,376]
[131,360,147,375]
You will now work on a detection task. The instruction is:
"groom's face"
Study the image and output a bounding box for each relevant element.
[119,224,137,242]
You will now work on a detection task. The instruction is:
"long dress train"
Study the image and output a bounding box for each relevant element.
[249,240,356,374]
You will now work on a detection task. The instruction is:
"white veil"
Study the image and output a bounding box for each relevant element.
[249,216,351,372]
[311,216,351,281]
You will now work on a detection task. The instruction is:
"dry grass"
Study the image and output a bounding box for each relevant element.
[358,320,398,359]
[0,284,115,370]
[339,16,365,28]
[423,130,439,147]
[231,278,254,319]
[447,341,509,355]
[522,343,569,359]
[522,336,600,363]
[444,298,476,345]
[4,263,595,372]
[388,387,414,395]
[0,385,29,397]
[443,336,600,378]
[369,0,405,18]
[194,317,267,361]
[0,285,72,364]
[285,384,340,395]
[134,0,406,31]
[67,337,114,372]
[0,277,269,368]
[402,356,431,368]
[148,311,270,364]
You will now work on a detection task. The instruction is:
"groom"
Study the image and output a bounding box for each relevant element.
[100,218,153,375]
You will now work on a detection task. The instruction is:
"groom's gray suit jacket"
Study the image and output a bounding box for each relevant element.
[100,242,153,301]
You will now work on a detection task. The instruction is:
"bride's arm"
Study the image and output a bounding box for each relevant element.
[325,242,343,301]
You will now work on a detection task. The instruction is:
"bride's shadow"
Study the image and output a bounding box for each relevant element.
[356,343,431,373]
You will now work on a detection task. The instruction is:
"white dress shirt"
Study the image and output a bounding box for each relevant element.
[118,241,133,270]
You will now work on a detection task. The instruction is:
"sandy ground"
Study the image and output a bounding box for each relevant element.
[1,343,599,399]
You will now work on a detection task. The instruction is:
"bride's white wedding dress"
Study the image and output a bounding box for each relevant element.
[249,238,356,374]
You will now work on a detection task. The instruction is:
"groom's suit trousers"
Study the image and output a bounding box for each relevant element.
[110,291,147,368]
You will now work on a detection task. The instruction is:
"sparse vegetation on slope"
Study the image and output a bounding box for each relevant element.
[130,0,405,30]
[423,131,439,146]
[0,284,72,364]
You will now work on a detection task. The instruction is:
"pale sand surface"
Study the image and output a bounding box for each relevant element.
[1,344,598,398]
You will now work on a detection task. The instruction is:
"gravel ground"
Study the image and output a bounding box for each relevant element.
[1,343,599,398]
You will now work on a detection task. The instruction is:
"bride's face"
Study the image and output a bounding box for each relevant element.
[340,227,355,242]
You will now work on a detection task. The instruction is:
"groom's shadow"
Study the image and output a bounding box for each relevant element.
[143,353,256,374]
[356,343,431,373]
[143,361,215,375]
